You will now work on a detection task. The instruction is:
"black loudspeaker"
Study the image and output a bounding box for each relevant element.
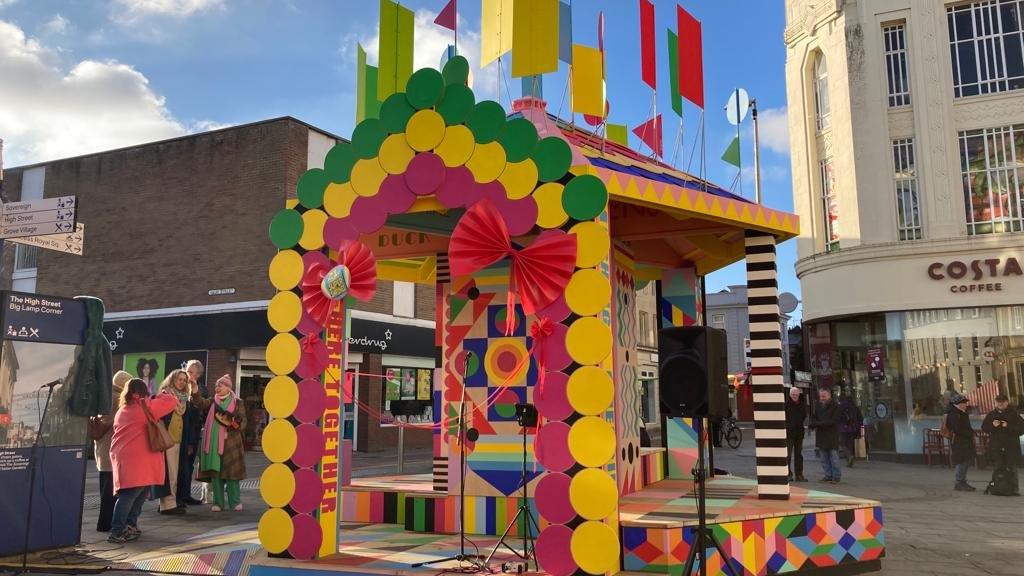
[658,326,729,418]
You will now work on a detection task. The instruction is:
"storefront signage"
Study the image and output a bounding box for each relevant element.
[927,257,1022,293]
[363,227,449,259]
[1,291,87,346]
[866,347,885,380]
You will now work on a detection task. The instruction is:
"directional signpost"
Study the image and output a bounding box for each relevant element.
[0,195,77,240]
[7,222,85,256]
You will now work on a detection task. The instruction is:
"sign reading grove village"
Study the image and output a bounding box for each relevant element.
[927,256,1023,294]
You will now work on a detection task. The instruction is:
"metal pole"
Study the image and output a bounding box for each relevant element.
[751,99,763,204]
[397,423,405,474]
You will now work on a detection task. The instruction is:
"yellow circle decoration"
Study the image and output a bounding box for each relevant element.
[566,366,614,416]
[298,209,327,251]
[350,158,388,197]
[264,375,299,418]
[378,134,415,174]
[570,521,619,574]
[565,269,611,317]
[466,141,506,183]
[435,125,475,167]
[569,221,611,269]
[568,416,616,467]
[405,109,446,152]
[269,250,303,291]
[497,159,539,200]
[267,291,302,333]
[534,183,568,229]
[566,316,612,365]
[258,508,294,554]
[323,182,358,218]
[266,333,301,375]
[260,463,296,508]
[569,468,617,520]
[262,418,298,463]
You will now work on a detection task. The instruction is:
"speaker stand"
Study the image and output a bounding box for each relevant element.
[681,417,737,576]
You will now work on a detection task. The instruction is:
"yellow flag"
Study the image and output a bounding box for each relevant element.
[511,0,559,77]
[481,0,514,66]
[571,44,605,116]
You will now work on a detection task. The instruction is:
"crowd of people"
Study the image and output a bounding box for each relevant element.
[88,360,249,544]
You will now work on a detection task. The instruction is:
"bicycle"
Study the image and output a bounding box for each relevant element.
[720,416,742,449]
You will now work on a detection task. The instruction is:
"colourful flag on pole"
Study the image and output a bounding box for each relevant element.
[632,114,663,157]
[667,29,682,116]
[640,0,656,90]
[558,1,572,64]
[571,44,604,116]
[434,0,456,30]
[607,123,629,147]
[722,136,741,168]
[357,44,381,122]
[677,5,704,108]
[512,0,559,77]
[378,0,414,101]
[481,0,514,65]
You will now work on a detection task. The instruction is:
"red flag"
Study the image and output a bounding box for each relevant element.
[434,0,456,31]
[632,114,663,158]
[640,0,656,89]
[677,5,704,108]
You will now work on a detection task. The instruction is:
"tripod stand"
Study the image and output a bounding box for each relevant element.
[484,403,540,570]
[681,416,737,576]
[18,380,59,575]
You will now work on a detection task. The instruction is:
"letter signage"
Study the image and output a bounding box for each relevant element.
[926,256,1021,294]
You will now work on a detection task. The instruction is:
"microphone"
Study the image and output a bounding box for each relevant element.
[39,378,63,389]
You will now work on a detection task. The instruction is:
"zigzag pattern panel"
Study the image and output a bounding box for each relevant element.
[612,251,642,496]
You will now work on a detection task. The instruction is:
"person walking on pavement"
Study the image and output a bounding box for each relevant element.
[785,387,808,482]
[838,393,863,467]
[809,387,841,484]
[981,393,1023,495]
[947,393,977,491]
[193,374,247,512]
[89,370,131,532]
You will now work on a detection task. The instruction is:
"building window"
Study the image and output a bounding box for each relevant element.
[884,23,912,106]
[711,314,726,332]
[14,245,39,271]
[819,159,839,251]
[892,138,922,240]
[948,0,1024,98]
[958,124,1024,235]
[1013,306,1024,330]
[813,52,831,131]
[392,281,415,318]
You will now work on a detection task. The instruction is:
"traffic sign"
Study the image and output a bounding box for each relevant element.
[0,195,77,239]
[7,222,85,256]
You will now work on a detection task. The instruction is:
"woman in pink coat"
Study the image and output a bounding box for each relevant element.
[108,378,179,544]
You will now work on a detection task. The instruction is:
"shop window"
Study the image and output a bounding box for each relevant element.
[959,124,1024,234]
[639,311,655,348]
[1014,306,1024,330]
[380,367,433,425]
[948,0,1024,98]
[892,138,922,240]
[813,52,831,131]
[819,159,839,252]
[884,23,912,107]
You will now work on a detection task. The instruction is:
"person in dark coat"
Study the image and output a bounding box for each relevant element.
[785,387,808,482]
[180,359,206,505]
[981,394,1023,495]
[947,393,976,491]
[152,369,202,513]
[809,387,841,483]
[838,394,863,467]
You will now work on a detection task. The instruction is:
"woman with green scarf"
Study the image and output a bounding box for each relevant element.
[192,374,247,511]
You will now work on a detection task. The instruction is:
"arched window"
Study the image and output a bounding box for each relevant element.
[813,53,831,131]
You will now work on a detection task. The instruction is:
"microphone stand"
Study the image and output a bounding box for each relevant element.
[18,381,58,575]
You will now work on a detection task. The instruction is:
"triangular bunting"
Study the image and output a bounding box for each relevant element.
[632,114,663,157]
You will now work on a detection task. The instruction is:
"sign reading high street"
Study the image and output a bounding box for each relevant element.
[0,195,78,239]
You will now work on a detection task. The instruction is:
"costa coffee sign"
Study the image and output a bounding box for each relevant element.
[927,257,1023,293]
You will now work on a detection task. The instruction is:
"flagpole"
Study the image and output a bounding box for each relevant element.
[735,88,742,196]
[751,98,762,204]
[454,0,458,54]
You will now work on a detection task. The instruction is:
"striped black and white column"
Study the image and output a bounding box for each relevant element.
[744,231,789,500]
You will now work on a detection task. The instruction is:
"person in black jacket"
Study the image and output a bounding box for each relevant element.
[981,394,1023,495]
[947,393,976,491]
[809,387,841,483]
[785,387,808,482]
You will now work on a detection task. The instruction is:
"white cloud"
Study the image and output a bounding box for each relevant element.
[0,0,18,8]
[44,14,70,35]
[109,0,225,24]
[745,106,790,155]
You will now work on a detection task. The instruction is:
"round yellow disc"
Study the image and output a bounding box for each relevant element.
[269,250,304,291]
[261,463,296,508]
[323,182,357,218]
[566,316,612,365]
[497,159,539,200]
[258,508,294,554]
[298,209,327,250]
[565,268,610,317]
[466,141,506,183]
[533,182,568,229]
[569,468,617,520]
[567,416,616,467]
[266,333,301,375]
[569,221,610,269]
[378,134,415,174]
[267,291,302,333]
[566,366,614,416]
[350,157,387,197]
[570,521,619,574]
[405,110,446,152]
[262,418,298,463]
[264,375,299,418]
[435,125,475,167]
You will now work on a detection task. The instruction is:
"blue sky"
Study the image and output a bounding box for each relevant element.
[0,0,799,320]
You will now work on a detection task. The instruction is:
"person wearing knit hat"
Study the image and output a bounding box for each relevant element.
[191,374,247,511]
[90,370,132,532]
[947,393,976,491]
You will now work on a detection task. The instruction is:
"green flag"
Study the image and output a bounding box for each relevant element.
[357,44,382,122]
[378,0,414,101]
[606,124,628,146]
[722,136,741,168]
[667,29,682,117]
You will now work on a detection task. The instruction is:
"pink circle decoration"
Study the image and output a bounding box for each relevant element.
[378,174,417,213]
[296,308,323,336]
[323,217,359,246]
[302,250,330,272]
[291,423,324,468]
[290,468,325,514]
[534,372,572,421]
[496,195,538,237]
[537,295,571,323]
[405,152,446,196]
[293,378,327,423]
[535,525,578,576]
[436,167,474,209]
[534,421,573,473]
[534,473,574,524]
[288,513,323,560]
[295,334,329,379]
[348,197,389,234]
[477,181,507,203]
[538,321,571,372]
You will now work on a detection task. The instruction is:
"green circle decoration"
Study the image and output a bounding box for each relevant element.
[442,55,470,86]
[324,143,356,183]
[351,118,386,159]
[269,209,304,249]
[296,168,329,209]
[437,84,475,126]
[532,137,572,182]
[467,101,506,144]
[381,93,416,134]
[500,119,539,163]
[562,174,608,221]
[406,68,445,110]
